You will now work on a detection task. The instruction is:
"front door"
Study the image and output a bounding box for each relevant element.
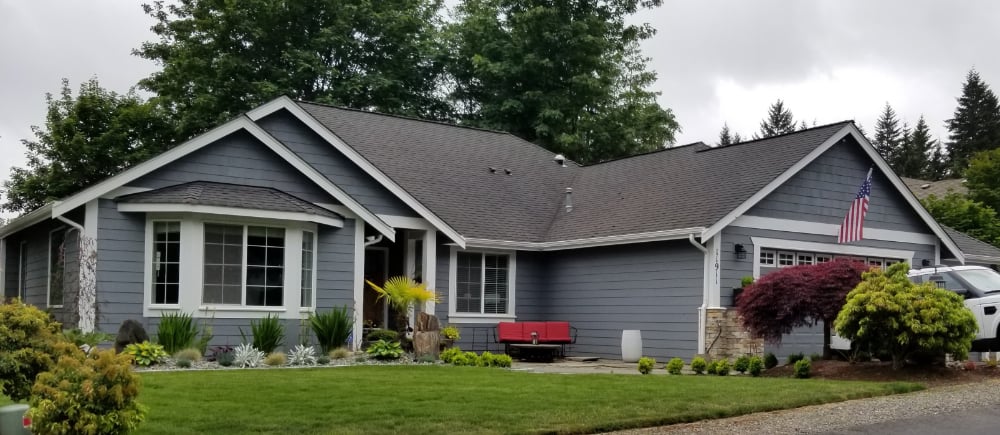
[362,248,389,329]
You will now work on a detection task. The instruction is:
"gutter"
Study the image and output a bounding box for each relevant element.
[688,234,710,356]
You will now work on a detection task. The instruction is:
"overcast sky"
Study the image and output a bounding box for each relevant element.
[2,0,999,209]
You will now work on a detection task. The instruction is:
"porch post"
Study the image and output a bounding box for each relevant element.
[423,230,437,315]
[352,218,365,351]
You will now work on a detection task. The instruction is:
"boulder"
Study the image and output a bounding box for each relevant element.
[413,331,440,360]
[114,319,149,353]
[415,312,439,332]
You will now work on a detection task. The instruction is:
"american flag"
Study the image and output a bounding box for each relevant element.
[839,168,873,244]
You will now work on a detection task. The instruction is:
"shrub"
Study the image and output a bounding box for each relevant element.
[637,357,656,375]
[690,356,707,374]
[157,312,198,354]
[440,346,463,364]
[479,351,496,367]
[441,325,461,340]
[265,352,287,366]
[666,357,684,375]
[787,352,805,366]
[317,355,331,365]
[287,344,317,366]
[835,262,978,369]
[242,314,285,354]
[793,358,811,378]
[366,339,403,360]
[748,356,764,377]
[310,306,353,353]
[329,347,352,360]
[0,299,69,402]
[492,354,513,368]
[987,354,999,369]
[234,343,265,368]
[715,359,731,376]
[706,359,718,375]
[195,318,214,355]
[207,345,232,361]
[365,328,399,343]
[810,353,823,362]
[124,341,168,366]
[733,355,750,374]
[174,348,202,362]
[764,352,778,369]
[964,360,977,371]
[450,351,481,367]
[63,329,114,348]
[29,349,145,435]
[176,359,192,368]
[209,346,236,367]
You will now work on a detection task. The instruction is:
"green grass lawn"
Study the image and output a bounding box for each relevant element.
[120,366,921,434]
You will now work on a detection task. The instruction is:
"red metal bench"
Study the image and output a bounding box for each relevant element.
[495,321,577,358]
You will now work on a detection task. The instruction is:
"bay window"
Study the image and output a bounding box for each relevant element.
[203,224,285,307]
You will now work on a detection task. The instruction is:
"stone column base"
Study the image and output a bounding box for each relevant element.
[705,308,763,361]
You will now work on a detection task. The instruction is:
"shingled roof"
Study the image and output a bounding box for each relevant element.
[298,100,853,242]
[942,226,1000,262]
[902,177,967,200]
[117,181,341,220]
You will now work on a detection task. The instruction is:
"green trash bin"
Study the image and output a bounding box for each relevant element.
[0,404,31,435]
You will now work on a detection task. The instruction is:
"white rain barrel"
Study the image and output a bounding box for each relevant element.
[621,330,642,362]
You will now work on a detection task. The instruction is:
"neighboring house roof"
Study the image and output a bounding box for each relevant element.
[116,181,342,220]
[942,225,1000,263]
[901,177,967,200]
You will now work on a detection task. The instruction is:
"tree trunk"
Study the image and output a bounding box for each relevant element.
[822,320,832,360]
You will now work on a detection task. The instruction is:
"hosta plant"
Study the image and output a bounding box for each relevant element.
[287,344,317,366]
[234,343,265,368]
[124,341,168,367]
[366,339,403,360]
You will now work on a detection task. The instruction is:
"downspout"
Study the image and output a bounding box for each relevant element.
[688,234,709,356]
[364,235,383,247]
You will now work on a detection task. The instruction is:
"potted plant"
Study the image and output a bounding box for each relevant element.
[440,325,460,350]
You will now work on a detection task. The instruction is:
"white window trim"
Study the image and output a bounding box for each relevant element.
[149,220,182,306]
[299,230,318,313]
[776,251,796,268]
[759,250,775,266]
[47,227,66,308]
[142,213,316,319]
[750,237,914,279]
[448,247,516,324]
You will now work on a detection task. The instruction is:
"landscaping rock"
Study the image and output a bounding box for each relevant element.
[413,331,440,360]
[114,319,149,353]
[415,312,439,332]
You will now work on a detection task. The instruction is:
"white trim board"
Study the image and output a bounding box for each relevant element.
[47,115,396,241]
[247,96,466,248]
[700,124,964,264]
[464,227,706,251]
[750,236,915,279]
[730,215,937,245]
[118,203,344,228]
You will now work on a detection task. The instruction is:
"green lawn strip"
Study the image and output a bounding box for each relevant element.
[133,366,922,435]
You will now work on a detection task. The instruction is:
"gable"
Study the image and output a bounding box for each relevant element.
[128,130,338,206]
[745,136,933,235]
[255,111,420,217]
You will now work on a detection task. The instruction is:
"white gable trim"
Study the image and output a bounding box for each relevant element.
[464,227,705,251]
[247,96,466,248]
[702,124,964,264]
[47,116,396,240]
[117,203,344,228]
[731,215,937,245]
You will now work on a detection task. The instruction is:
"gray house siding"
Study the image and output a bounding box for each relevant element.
[1,219,79,325]
[542,241,703,360]
[257,111,418,217]
[315,221,355,312]
[747,139,932,234]
[129,130,336,205]
[95,198,145,334]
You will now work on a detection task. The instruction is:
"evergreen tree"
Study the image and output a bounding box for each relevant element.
[2,79,173,213]
[719,123,734,146]
[873,103,904,166]
[895,116,938,178]
[755,99,796,139]
[945,69,1000,174]
[446,0,678,164]
[925,145,949,180]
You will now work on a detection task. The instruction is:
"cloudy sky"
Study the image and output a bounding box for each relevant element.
[2,0,999,206]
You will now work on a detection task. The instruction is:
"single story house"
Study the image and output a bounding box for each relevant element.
[1,96,994,360]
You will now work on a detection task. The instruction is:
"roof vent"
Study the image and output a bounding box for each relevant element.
[920,183,931,189]
[488,167,497,174]
[554,154,566,167]
[504,169,512,176]
[564,187,573,213]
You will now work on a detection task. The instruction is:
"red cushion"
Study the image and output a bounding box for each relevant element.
[541,321,572,343]
[521,322,547,341]
[497,322,525,342]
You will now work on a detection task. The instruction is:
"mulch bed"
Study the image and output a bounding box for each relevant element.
[762,359,1000,387]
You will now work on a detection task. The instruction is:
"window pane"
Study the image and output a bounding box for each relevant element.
[222,285,242,304]
[247,246,266,265]
[203,224,243,304]
[266,247,284,267]
[456,252,481,313]
[246,286,265,306]
[266,268,283,286]
[484,254,508,314]
[301,231,314,308]
[203,285,223,304]
[152,221,180,305]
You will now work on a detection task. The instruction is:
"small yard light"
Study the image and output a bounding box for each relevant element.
[734,244,747,259]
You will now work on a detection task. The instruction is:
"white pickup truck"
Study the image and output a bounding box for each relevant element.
[909,265,1000,351]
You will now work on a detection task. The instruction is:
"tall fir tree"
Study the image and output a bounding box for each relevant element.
[925,145,949,180]
[894,116,939,178]
[719,123,735,146]
[755,99,796,139]
[945,69,1000,175]
[872,103,904,166]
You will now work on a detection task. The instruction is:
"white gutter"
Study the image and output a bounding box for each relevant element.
[688,234,709,355]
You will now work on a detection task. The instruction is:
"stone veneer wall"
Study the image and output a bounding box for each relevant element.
[704,308,763,360]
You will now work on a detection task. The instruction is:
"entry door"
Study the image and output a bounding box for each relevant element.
[363,248,389,328]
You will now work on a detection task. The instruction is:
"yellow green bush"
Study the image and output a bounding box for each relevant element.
[0,299,69,401]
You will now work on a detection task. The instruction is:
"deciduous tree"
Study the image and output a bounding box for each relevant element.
[921,193,1000,247]
[445,0,678,164]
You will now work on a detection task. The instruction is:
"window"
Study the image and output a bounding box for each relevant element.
[203,224,285,306]
[152,222,181,304]
[455,252,510,315]
[815,254,833,263]
[759,250,775,266]
[797,253,814,265]
[18,241,27,300]
[48,229,65,307]
[777,252,795,267]
[867,257,884,268]
[301,231,314,308]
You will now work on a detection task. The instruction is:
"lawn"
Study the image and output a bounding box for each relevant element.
[118,365,919,434]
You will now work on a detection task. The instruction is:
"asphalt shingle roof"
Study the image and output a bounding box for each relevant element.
[943,226,1000,260]
[902,177,967,200]
[117,181,341,220]
[296,101,853,242]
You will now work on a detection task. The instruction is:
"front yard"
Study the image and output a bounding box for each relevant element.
[106,365,919,434]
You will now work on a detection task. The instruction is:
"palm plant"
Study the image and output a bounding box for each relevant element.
[366,276,437,333]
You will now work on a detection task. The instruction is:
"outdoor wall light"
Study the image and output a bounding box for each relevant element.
[734,243,747,259]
